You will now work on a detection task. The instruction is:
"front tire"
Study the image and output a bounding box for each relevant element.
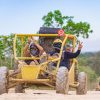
[56,67,69,94]
[0,66,8,94]
[76,72,87,95]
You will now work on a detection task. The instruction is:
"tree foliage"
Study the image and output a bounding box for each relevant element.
[42,10,93,38]
[0,34,14,59]
[79,52,100,76]
[0,34,14,68]
[0,34,30,68]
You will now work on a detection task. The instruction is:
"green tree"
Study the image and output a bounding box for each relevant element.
[0,33,29,68]
[0,34,14,68]
[42,10,93,38]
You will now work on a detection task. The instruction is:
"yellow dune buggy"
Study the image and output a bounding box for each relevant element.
[0,27,87,95]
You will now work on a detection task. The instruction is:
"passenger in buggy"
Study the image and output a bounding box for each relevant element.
[11,37,47,76]
[49,39,83,70]
[23,37,46,65]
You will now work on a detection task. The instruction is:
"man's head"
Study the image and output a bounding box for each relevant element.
[66,44,73,52]
[29,42,40,56]
[53,39,62,52]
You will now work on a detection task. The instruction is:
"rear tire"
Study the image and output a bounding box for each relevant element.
[15,84,25,93]
[56,67,69,94]
[0,66,8,94]
[14,60,25,93]
[76,72,87,95]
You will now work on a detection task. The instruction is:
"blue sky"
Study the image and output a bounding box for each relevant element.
[0,0,100,52]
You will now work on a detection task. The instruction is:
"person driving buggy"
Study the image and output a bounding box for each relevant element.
[49,39,83,70]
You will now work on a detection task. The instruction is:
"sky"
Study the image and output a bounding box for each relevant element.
[0,0,100,52]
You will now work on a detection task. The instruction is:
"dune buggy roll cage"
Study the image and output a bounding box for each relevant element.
[13,33,76,73]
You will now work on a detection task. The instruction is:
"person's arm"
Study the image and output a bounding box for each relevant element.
[34,42,44,52]
[67,42,83,58]
[67,50,81,58]
[23,43,29,51]
[35,42,45,56]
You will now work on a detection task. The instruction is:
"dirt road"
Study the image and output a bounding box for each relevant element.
[0,89,100,100]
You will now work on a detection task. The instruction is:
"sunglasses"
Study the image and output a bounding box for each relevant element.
[53,42,62,48]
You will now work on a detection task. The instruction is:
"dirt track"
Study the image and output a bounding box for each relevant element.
[0,89,100,100]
